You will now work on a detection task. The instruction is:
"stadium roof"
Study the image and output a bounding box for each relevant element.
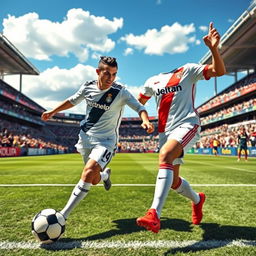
[199,2,256,73]
[0,33,39,76]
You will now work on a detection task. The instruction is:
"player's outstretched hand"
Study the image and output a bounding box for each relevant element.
[141,122,155,134]
[203,22,220,49]
[41,110,55,121]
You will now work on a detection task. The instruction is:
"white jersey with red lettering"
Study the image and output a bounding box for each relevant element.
[139,63,210,133]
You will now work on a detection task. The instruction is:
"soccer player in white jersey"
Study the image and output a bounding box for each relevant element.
[136,22,226,233]
[41,56,154,220]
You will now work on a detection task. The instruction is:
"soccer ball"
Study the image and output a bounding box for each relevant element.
[31,209,65,244]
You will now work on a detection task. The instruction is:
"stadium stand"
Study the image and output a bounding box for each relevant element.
[0,2,255,157]
[194,72,256,157]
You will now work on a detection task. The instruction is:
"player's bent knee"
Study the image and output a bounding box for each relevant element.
[81,168,97,182]
[171,178,180,189]
[159,150,169,163]
[159,150,176,164]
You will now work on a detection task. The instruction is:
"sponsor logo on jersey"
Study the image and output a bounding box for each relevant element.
[87,100,110,110]
[105,93,113,103]
[156,85,182,96]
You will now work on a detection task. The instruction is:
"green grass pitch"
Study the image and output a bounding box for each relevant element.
[0,153,255,255]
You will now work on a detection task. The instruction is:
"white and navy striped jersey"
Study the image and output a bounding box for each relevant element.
[68,80,145,140]
[139,63,210,133]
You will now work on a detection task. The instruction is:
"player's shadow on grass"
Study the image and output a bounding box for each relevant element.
[83,217,192,241]
[41,219,256,252]
[41,217,192,251]
[164,223,256,255]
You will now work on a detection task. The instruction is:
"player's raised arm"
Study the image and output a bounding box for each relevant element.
[41,99,74,121]
[203,22,226,78]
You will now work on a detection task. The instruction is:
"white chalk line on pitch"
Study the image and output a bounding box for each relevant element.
[0,183,256,187]
[0,240,255,250]
[185,159,255,173]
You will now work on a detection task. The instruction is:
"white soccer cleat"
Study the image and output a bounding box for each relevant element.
[103,168,112,191]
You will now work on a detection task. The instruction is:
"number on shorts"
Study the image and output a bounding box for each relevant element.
[101,149,112,162]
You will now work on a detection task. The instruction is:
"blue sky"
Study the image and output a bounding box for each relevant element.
[1,0,254,117]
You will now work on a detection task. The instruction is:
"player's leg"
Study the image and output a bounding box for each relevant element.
[60,138,114,219]
[136,139,182,233]
[172,166,200,203]
[244,147,248,161]
[83,152,112,189]
[78,131,113,189]
[91,145,114,190]
[171,125,205,225]
[214,147,217,156]
[60,159,101,219]
[237,147,241,161]
[171,165,205,224]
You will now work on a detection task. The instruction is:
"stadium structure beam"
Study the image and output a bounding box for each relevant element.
[0,33,39,92]
[19,74,22,92]
[199,2,256,78]
[214,77,217,96]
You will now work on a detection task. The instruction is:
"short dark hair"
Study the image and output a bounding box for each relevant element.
[98,56,118,68]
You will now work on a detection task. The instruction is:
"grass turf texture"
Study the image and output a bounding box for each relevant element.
[0,153,255,255]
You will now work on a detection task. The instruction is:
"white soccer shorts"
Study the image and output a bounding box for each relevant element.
[159,123,201,165]
[75,130,116,169]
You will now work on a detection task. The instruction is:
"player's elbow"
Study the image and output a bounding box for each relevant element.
[217,69,226,77]
[216,66,226,77]
[213,69,226,77]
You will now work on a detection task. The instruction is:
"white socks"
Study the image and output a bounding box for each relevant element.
[150,164,174,218]
[172,177,200,204]
[60,179,91,219]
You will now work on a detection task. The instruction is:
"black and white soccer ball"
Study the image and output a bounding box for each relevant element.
[31,208,66,244]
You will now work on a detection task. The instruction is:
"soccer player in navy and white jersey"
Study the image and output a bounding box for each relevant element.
[237,127,249,161]
[136,22,226,233]
[41,56,154,220]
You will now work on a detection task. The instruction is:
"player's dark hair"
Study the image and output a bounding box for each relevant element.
[98,56,118,69]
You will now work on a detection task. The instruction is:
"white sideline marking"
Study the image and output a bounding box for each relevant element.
[0,184,256,187]
[0,240,255,250]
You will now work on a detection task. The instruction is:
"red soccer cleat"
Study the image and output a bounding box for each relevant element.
[192,192,206,225]
[136,209,160,233]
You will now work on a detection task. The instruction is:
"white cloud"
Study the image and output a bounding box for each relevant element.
[4,64,97,114]
[121,22,196,55]
[123,48,134,56]
[3,9,123,62]
[228,18,234,23]
[199,25,208,32]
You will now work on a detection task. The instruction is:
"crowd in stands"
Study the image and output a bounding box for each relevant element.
[198,73,256,113]
[118,135,159,152]
[1,118,255,155]
[119,122,159,138]
[199,121,256,148]
[0,120,68,153]
[201,97,256,125]
[1,71,255,155]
